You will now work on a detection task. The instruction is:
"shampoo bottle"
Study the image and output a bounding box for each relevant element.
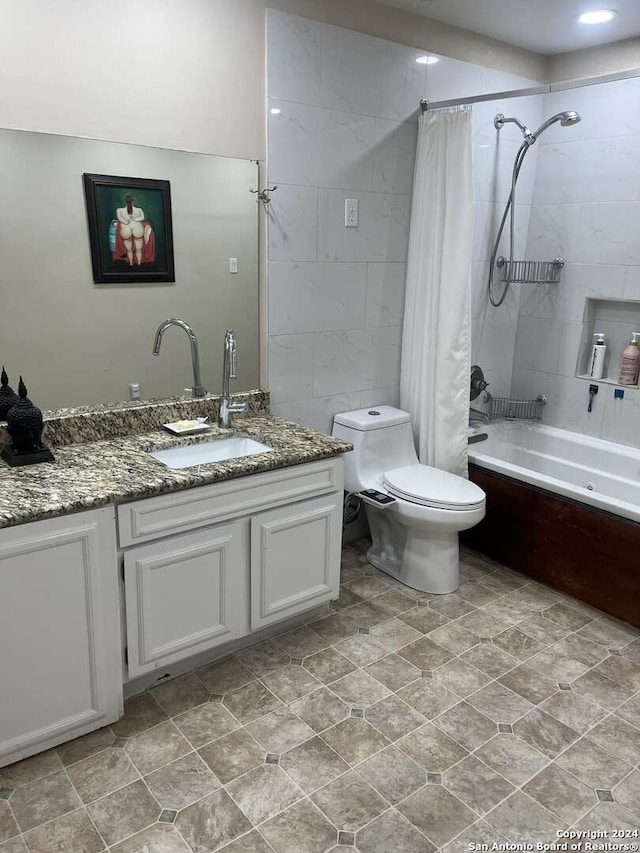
[619,332,640,385]
[588,332,607,380]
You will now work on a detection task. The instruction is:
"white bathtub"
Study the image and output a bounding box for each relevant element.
[468,421,640,524]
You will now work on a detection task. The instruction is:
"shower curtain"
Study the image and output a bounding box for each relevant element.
[400,105,473,477]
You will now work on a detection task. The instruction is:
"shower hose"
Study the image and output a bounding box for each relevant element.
[487,139,531,308]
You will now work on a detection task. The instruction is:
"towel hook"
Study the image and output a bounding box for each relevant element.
[250,185,278,205]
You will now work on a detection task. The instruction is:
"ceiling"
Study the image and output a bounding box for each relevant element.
[379,0,640,54]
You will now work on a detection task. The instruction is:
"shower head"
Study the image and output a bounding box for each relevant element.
[494,110,581,145]
[560,111,581,126]
[529,110,581,142]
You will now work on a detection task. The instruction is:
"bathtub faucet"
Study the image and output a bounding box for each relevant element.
[469,406,491,424]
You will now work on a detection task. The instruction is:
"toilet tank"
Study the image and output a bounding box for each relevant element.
[332,405,419,493]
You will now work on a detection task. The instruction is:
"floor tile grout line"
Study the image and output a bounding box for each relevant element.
[58,767,112,851]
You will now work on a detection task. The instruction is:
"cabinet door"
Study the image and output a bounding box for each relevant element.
[0,508,121,767]
[124,521,247,677]
[250,494,342,629]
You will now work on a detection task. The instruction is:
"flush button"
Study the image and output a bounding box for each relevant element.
[368,410,381,416]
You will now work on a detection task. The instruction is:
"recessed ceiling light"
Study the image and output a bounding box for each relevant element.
[578,9,617,24]
[416,55,439,65]
[270,108,281,115]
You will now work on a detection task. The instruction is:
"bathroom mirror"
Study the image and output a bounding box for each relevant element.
[0,128,259,410]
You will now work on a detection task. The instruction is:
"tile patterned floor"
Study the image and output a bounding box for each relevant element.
[1,540,639,852]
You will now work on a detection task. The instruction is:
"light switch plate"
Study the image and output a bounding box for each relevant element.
[229,258,238,274]
[345,198,359,227]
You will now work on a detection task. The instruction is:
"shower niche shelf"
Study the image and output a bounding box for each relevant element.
[575,297,640,389]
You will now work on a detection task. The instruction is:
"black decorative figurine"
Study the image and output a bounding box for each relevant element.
[0,367,19,420]
[1,377,54,467]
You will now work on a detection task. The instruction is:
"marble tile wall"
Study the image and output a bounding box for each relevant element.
[266,9,542,434]
[513,77,640,448]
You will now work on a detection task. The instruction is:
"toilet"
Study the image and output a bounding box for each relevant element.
[332,406,486,594]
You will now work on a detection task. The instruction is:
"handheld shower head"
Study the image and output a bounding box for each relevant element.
[495,110,581,146]
[529,110,581,143]
[560,110,581,126]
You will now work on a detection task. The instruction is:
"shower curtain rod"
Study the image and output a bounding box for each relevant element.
[420,66,640,113]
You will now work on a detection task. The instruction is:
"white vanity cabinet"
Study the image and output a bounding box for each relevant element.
[118,457,344,679]
[250,495,342,629]
[0,455,345,768]
[0,508,122,766]
[123,520,248,678]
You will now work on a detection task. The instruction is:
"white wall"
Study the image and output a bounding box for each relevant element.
[512,76,640,449]
[0,0,266,160]
[266,9,542,432]
[0,0,546,165]
[549,36,640,83]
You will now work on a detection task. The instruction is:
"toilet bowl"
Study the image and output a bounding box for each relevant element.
[332,406,486,594]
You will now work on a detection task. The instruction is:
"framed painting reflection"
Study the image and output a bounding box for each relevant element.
[83,173,175,284]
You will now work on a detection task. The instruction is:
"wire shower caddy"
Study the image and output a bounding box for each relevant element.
[496,256,565,285]
[484,392,547,421]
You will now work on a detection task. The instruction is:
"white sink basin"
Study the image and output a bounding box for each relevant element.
[150,437,273,469]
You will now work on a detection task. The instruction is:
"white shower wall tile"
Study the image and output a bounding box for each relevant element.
[267,10,324,106]
[534,137,640,206]
[556,321,587,378]
[601,384,640,448]
[514,315,564,375]
[539,77,640,145]
[425,57,536,112]
[268,334,314,403]
[317,189,411,262]
[360,385,401,409]
[576,202,640,266]
[313,326,402,397]
[268,184,319,262]
[511,368,606,438]
[473,202,531,262]
[268,101,375,191]
[371,117,418,195]
[267,9,541,431]
[525,202,581,264]
[472,309,519,398]
[473,135,538,205]
[319,24,427,119]
[532,140,598,205]
[470,262,490,319]
[365,263,406,327]
[519,264,627,322]
[273,391,364,435]
[269,261,367,334]
[513,77,640,449]
[622,266,640,300]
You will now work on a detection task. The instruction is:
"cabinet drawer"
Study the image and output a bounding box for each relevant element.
[124,521,248,677]
[118,457,343,547]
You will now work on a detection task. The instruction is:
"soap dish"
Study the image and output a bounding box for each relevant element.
[163,420,211,436]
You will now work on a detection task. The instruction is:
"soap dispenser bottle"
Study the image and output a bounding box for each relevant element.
[619,332,640,385]
[588,333,607,380]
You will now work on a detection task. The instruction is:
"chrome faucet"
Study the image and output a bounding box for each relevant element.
[218,330,247,427]
[152,318,206,398]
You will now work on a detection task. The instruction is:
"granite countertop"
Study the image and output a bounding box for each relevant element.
[0,412,352,530]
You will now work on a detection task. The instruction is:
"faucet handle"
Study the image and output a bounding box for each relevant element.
[228,401,247,414]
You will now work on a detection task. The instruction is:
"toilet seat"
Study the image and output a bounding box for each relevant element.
[382,464,485,510]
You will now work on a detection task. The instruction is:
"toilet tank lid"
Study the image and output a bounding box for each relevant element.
[333,405,411,431]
